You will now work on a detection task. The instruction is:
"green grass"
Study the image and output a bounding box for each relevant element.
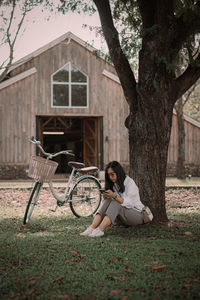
[0,208,200,300]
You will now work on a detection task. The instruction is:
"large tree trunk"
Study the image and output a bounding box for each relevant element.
[127,92,173,223]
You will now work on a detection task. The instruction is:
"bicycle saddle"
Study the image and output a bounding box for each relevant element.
[68,161,85,169]
[79,166,98,173]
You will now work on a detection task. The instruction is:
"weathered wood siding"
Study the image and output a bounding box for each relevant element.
[0,72,37,164]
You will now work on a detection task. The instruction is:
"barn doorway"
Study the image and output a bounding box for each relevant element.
[37,116,103,174]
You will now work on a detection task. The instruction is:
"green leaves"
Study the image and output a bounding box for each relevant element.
[57,0,96,15]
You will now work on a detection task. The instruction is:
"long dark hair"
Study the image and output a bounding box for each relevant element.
[105,161,126,193]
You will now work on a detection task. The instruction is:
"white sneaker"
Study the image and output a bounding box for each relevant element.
[88,227,104,237]
[80,226,94,236]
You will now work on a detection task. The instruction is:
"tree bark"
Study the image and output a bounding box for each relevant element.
[126,89,173,222]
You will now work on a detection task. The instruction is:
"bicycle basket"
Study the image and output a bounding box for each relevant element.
[28,156,58,182]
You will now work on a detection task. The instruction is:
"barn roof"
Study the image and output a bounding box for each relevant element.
[9,31,107,72]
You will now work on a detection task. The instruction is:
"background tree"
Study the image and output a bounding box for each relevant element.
[174,36,200,179]
[0,0,46,82]
[57,0,200,222]
[174,81,199,179]
[184,81,200,122]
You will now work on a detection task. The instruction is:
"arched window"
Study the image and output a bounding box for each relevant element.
[51,62,88,107]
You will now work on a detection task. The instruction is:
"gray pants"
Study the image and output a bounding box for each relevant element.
[97,198,144,226]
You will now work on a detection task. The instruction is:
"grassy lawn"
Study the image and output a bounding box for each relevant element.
[0,192,200,299]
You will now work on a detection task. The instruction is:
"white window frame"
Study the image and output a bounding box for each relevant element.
[51,62,89,108]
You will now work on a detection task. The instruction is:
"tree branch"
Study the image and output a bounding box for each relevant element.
[93,0,137,109]
[138,0,176,55]
[137,0,156,29]
[0,0,28,82]
[171,53,200,101]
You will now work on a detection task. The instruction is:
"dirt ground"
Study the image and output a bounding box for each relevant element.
[0,187,199,220]
[0,187,199,205]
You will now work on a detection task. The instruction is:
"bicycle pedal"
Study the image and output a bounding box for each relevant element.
[57,201,64,207]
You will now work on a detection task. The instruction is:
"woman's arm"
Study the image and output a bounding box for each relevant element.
[113,193,124,204]
[103,190,124,204]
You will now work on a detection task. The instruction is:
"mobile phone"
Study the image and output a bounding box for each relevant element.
[99,189,106,193]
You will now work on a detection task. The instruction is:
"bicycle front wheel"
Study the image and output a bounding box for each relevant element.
[70,176,101,217]
[23,181,42,224]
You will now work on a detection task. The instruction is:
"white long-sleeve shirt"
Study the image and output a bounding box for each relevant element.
[113,175,144,211]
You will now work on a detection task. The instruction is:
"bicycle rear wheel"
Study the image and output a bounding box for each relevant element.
[70,176,101,217]
[23,181,42,224]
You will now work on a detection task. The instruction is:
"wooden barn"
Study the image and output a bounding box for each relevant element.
[0,31,199,179]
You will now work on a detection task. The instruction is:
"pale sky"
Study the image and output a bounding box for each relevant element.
[1,4,107,65]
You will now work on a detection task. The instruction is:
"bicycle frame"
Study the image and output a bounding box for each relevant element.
[48,165,87,204]
[24,138,102,223]
[30,137,101,209]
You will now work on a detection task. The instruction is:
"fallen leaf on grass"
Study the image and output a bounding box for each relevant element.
[155,282,162,289]
[156,253,165,257]
[72,248,86,262]
[113,276,127,282]
[28,279,36,286]
[16,233,26,238]
[90,266,97,271]
[149,265,166,270]
[24,290,35,296]
[111,290,119,295]
[58,294,71,299]
[72,248,79,256]
[184,231,193,235]
[125,265,133,273]
[60,243,71,247]
[187,278,200,283]
[39,227,46,231]
[10,293,21,298]
[109,257,121,263]
[51,275,65,284]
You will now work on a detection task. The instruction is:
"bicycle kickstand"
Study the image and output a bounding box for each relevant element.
[51,205,58,212]
[51,199,64,212]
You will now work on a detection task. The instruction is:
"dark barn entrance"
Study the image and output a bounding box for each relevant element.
[37,116,103,174]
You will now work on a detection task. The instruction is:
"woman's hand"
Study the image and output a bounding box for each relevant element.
[103,189,124,204]
[103,189,116,199]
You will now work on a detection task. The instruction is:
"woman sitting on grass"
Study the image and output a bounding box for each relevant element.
[80,161,145,237]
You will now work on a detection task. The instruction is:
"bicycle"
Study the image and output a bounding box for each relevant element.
[23,137,102,224]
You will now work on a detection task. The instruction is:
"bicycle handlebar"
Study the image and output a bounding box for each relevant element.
[30,137,75,159]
